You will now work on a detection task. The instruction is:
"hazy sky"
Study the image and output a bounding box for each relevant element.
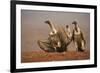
[21,10,90,52]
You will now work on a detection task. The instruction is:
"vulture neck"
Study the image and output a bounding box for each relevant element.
[75,25,79,32]
[48,23,57,35]
[74,25,81,35]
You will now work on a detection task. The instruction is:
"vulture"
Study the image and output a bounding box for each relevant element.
[37,20,72,53]
[72,21,86,52]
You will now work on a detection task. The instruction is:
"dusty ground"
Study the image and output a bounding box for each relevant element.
[21,50,90,63]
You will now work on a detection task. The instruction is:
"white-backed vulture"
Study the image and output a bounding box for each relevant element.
[72,21,86,52]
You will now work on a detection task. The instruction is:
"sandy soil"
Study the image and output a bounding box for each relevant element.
[21,50,90,63]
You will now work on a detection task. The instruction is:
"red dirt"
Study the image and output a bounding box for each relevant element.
[21,50,90,63]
